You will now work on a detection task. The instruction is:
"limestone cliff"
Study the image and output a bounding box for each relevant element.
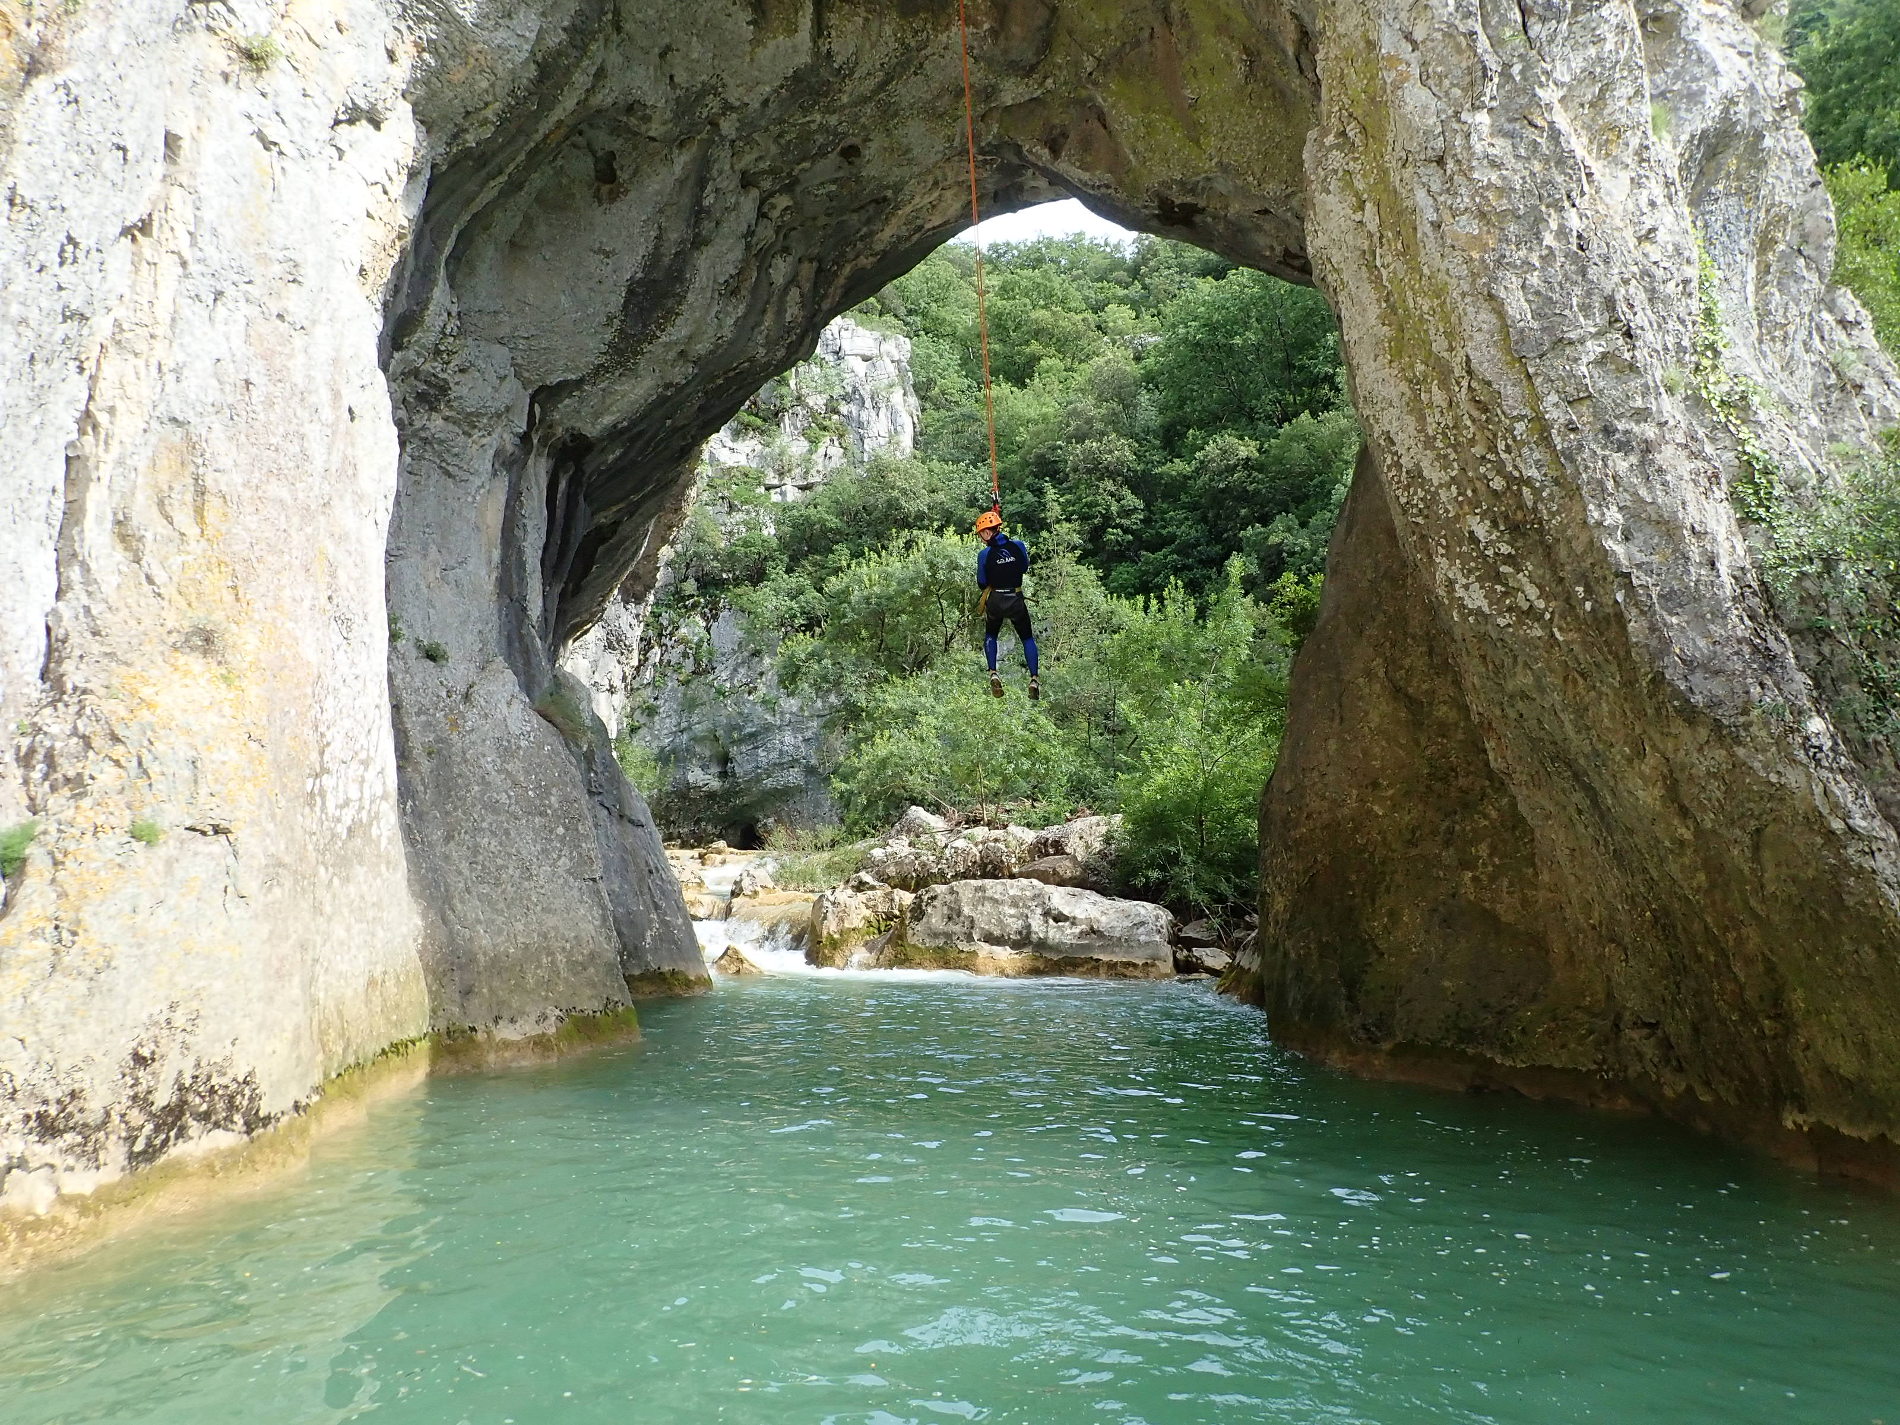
[3,0,1899,1222]
[562,315,919,842]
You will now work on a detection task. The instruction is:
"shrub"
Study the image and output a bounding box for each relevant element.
[1758,438,1900,740]
[763,825,870,890]
[1,820,39,879]
[129,818,164,847]
[1824,159,1900,353]
[614,733,663,797]
[534,685,593,745]
[234,33,283,71]
[418,640,449,664]
[832,665,1075,829]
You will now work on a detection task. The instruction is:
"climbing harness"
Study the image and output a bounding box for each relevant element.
[957,0,1003,518]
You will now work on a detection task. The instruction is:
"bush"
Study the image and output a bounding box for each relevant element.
[763,825,871,890]
[832,664,1076,829]
[129,818,164,847]
[614,734,663,798]
[1758,438,1900,739]
[1825,159,1900,352]
[1,820,39,879]
[1115,684,1278,915]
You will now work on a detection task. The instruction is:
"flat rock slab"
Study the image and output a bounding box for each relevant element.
[876,879,1173,978]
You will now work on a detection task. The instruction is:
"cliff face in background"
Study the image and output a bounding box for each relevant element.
[562,315,918,843]
[3,0,1899,1221]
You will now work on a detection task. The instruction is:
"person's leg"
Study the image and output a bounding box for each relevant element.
[1011,602,1039,676]
[984,605,1005,694]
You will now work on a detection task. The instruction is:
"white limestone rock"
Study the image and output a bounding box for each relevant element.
[876,880,1174,978]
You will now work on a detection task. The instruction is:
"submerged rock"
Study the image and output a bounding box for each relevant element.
[871,880,1174,979]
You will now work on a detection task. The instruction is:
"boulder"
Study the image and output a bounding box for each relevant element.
[871,880,1173,978]
[892,805,950,838]
[1175,944,1232,978]
[713,946,765,976]
[808,883,914,968]
[681,889,728,921]
[728,890,816,953]
[864,825,1036,891]
[1177,918,1222,947]
[1015,854,1087,888]
[732,865,774,898]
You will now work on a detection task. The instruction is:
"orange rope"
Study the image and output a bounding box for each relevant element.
[957,0,1003,515]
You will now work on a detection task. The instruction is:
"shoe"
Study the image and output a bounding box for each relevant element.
[990,672,1004,698]
[1028,676,1040,702]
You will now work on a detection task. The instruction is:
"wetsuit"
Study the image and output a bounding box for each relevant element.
[976,533,1040,676]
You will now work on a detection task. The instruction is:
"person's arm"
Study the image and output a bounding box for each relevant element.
[976,545,990,589]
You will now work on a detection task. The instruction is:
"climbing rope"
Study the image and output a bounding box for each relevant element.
[956,0,1003,516]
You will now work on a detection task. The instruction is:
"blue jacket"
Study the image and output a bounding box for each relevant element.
[976,535,1029,591]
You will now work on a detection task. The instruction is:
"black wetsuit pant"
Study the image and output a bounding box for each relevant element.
[983,589,1038,674]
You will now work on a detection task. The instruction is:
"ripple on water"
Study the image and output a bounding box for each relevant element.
[3,976,1900,1425]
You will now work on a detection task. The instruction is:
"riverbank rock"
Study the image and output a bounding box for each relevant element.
[808,884,914,969]
[729,890,817,954]
[869,881,1173,978]
[713,947,766,976]
[855,814,1122,895]
[1175,945,1233,978]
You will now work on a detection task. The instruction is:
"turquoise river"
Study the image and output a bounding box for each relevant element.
[4,972,1899,1423]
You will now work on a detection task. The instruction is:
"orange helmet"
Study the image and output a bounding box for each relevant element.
[974,509,1003,535]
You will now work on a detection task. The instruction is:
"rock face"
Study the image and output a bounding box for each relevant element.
[809,883,915,968]
[4,0,1900,1218]
[873,880,1174,978]
[562,316,918,841]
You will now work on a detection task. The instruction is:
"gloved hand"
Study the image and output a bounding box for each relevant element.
[977,588,990,614]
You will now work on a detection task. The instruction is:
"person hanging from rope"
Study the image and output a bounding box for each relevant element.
[974,509,1039,700]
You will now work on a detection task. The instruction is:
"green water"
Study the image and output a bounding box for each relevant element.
[6,975,1899,1425]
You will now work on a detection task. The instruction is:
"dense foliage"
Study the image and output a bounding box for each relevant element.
[646,236,1355,913]
[1788,0,1900,176]
[856,238,1357,602]
[1788,0,1900,349]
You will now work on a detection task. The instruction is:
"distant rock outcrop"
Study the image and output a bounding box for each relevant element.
[564,317,919,843]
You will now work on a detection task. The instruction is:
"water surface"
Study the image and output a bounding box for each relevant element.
[6,974,1898,1424]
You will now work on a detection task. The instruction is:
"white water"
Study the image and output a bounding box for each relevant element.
[693,912,980,983]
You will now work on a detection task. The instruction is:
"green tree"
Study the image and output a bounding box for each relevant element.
[1144,270,1343,445]
[1790,0,1900,176]
[833,665,1075,827]
[1825,159,1900,351]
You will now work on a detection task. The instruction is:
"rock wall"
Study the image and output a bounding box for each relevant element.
[4,0,1899,1219]
[562,315,919,841]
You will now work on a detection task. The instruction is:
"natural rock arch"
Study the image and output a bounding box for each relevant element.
[4,0,1899,1220]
